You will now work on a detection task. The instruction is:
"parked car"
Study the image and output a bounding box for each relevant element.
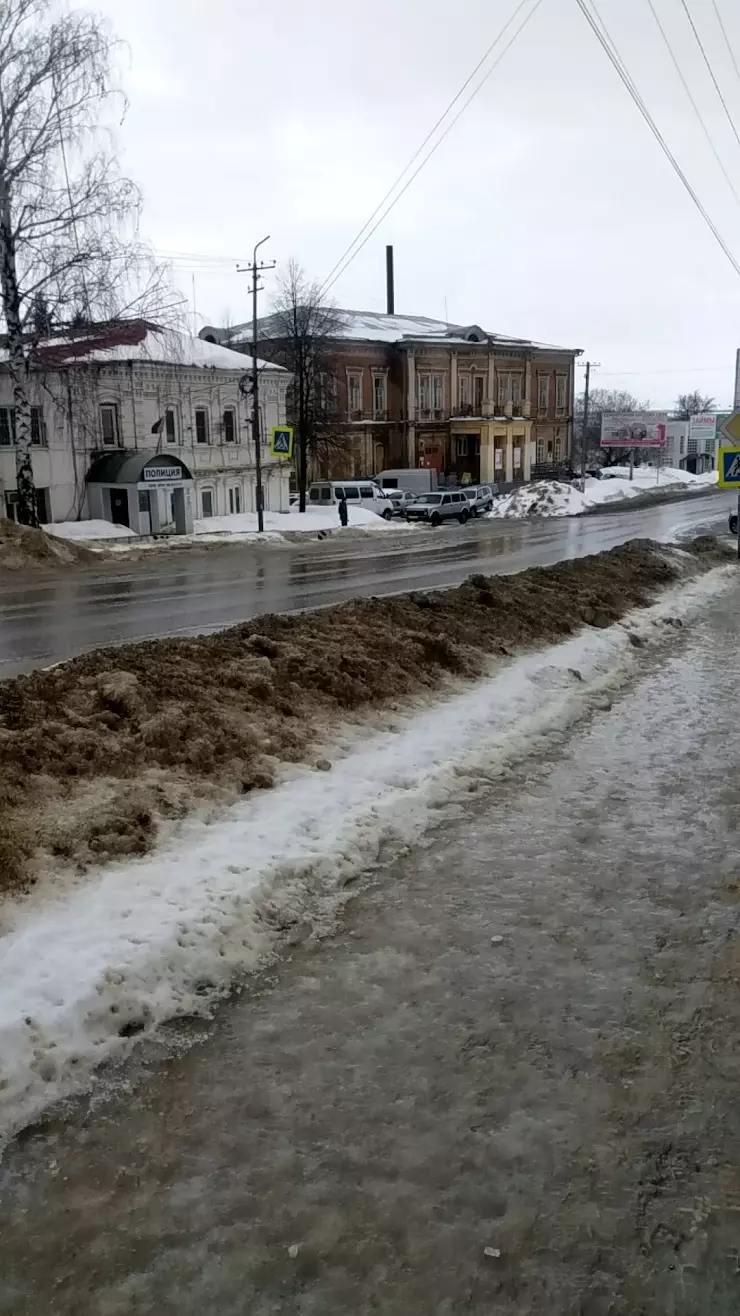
[308,481,394,520]
[729,509,738,536]
[461,484,495,517]
[404,490,470,526]
[380,488,416,516]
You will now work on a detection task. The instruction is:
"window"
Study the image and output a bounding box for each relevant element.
[474,374,484,411]
[432,374,444,413]
[538,375,549,412]
[228,485,241,514]
[195,408,209,444]
[456,436,469,457]
[360,485,375,498]
[0,407,15,446]
[164,407,178,445]
[222,408,237,443]
[554,430,563,459]
[348,373,362,414]
[30,407,46,445]
[309,487,320,502]
[100,403,120,446]
[458,374,470,408]
[372,375,387,416]
[556,376,567,410]
[344,486,360,500]
[536,437,547,462]
[511,375,522,406]
[201,489,214,518]
[320,485,332,501]
[417,374,430,411]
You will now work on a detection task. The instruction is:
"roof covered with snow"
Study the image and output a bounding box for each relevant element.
[1,320,285,374]
[202,309,580,355]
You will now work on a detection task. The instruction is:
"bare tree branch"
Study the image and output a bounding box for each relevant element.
[0,0,178,525]
[257,260,347,511]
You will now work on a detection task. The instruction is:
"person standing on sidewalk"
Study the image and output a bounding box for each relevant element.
[338,494,348,528]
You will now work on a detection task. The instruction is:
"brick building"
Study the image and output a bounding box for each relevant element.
[201,308,582,486]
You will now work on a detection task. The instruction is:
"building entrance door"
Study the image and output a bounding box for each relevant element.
[109,489,129,527]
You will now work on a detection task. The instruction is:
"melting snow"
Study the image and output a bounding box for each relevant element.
[0,563,732,1143]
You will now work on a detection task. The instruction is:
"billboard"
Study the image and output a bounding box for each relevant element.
[600,412,668,449]
[689,413,716,451]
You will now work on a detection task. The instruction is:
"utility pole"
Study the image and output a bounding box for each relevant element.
[238,237,276,533]
[579,360,600,480]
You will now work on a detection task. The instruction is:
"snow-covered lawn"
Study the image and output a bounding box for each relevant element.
[43,519,137,541]
[193,507,406,539]
[42,507,406,549]
[0,564,732,1143]
[488,467,718,520]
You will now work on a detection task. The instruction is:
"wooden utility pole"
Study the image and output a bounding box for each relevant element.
[238,237,275,533]
[579,360,600,479]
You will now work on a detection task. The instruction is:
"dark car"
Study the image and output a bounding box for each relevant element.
[730,509,738,536]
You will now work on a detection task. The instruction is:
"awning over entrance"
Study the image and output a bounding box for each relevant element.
[86,450,195,536]
[86,451,194,484]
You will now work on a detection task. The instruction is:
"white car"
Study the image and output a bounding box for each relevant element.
[308,480,395,520]
[461,485,495,517]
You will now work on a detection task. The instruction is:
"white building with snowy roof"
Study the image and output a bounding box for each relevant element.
[0,320,291,529]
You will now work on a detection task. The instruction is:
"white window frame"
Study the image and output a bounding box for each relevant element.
[458,373,470,408]
[538,375,549,412]
[164,406,179,445]
[222,406,237,443]
[416,373,431,412]
[555,375,567,411]
[511,374,522,406]
[432,373,444,414]
[194,407,210,445]
[0,406,16,446]
[372,373,387,417]
[200,487,215,518]
[99,403,120,447]
[348,372,363,415]
[228,484,242,514]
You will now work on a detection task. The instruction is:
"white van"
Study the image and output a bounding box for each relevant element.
[308,481,395,520]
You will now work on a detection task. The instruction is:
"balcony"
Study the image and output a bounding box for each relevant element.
[417,407,447,422]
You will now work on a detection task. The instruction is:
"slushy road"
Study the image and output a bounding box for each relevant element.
[0,491,731,677]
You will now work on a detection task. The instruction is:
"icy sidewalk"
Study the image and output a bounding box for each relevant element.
[0,565,733,1142]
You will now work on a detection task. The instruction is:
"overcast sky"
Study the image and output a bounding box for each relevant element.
[87,0,740,409]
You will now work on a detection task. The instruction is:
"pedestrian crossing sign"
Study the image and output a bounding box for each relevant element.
[270,426,294,459]
[718,446,740,487]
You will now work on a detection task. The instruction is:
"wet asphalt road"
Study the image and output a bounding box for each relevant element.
[0,491,731,678]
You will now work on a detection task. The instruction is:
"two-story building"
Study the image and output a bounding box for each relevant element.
[0,320,290,530]
[201,308,582,486]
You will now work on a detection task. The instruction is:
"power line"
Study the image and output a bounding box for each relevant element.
[575,0,740,279]
[321,0,544,296]
[319,0,537,296]
[646,0,740,211]
[679,0,740,152]
[597,365,730,376]
[710,0,740,94]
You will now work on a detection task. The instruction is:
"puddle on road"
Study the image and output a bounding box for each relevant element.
[2,587,740,1314]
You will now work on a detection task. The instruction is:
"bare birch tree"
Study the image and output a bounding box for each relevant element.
[0,0,172,525]
[257,262,346,511]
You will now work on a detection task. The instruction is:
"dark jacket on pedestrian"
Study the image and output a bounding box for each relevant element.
[338,496,348,527]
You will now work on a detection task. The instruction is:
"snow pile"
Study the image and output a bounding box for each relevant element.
[488,481,591,519]
[489,468,718,520]
[43,520,137,541]
[0,563,732,1142]
[193,507,404,539]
